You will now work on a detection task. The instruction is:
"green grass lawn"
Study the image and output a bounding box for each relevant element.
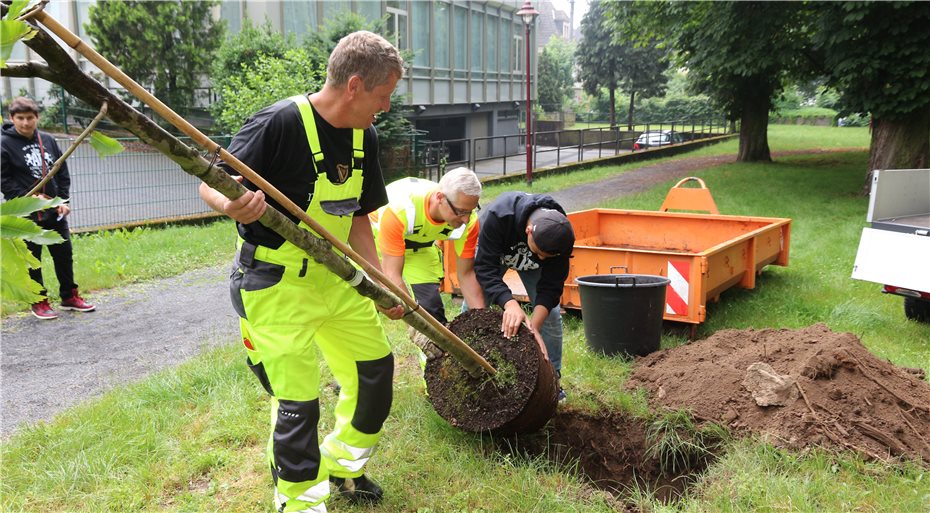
[3,125,927,512]
[0,219,235,316]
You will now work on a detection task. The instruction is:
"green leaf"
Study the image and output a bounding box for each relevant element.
[24,228,65,245]
[0,214,64,244]
[0,215,43,239]
[0,196,66,217]
[3,0,32,19]
[0,19,36,68]
[89,131,125,157]
[1,236,40,269]
[0,238,44,304]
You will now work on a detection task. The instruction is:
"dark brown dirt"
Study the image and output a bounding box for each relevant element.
[510,409,719,505]
[627,323,930,466]
[425,309,558,433]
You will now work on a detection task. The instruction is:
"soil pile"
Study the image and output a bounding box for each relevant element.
[627,324,930,465]
[425,309,558,433]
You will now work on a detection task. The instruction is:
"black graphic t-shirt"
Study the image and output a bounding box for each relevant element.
[1,122,70,201]
[474,191,571,313]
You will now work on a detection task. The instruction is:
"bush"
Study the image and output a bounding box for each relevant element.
[215,48,325,132]
[770,107,839,126]
[210,20,295,133]
[636,95,720,123]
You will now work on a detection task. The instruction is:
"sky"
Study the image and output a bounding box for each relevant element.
[550,0,590,31]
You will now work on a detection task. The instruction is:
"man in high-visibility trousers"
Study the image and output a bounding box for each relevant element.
[199,31,405,513]
[371,168,486,348]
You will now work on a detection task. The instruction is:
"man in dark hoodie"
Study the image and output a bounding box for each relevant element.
[1,97,95,320]
[473,191,575,401]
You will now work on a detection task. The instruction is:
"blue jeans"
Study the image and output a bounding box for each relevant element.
[517,267,563,374]
[464,267,563,373]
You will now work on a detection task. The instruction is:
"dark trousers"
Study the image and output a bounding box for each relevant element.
[26,214,77,301]
[411,282,448,324]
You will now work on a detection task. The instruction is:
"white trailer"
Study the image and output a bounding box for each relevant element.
[852,168,930,322]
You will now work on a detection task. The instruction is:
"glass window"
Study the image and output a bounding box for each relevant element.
[513,35,523,72]
[356,0,382,23]
[411,1,430,67]
[387,8,408,51]
[470,11,483,72]
[76,0,93,41]
[322,2,348,20]
[283,2,316,38]
[487,16,498,72]
[220,0,242,35]
[434,2,449,69]
[500,18,511,73]
[453,6,467,71]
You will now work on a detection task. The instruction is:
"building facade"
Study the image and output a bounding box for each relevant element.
[3,0,539,156]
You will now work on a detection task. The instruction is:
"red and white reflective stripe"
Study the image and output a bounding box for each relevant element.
[666,260,690,316]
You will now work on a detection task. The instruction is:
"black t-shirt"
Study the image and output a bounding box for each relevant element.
[222,97,388,248]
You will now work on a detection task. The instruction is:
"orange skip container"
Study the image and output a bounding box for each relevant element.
[441,178,792,326]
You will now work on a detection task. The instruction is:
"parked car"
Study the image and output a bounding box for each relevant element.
[632,130,684,151]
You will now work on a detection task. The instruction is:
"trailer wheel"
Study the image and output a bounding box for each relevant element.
[903,297,930,323]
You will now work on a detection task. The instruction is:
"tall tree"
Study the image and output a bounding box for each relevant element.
[620,2,812,161]
[576,0,624,127]
[610,3,669,130]
[85,0,224,117]
[812,2,930,192]
[537,36,575,113]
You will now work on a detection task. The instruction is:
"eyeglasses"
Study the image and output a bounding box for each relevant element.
[444,195,479,217]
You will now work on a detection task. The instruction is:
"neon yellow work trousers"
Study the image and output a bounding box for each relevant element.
[231,241,393,511]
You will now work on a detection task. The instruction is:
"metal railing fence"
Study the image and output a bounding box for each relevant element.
[418,119,730,182]
[39,119,729,232]
[52,136,231,232]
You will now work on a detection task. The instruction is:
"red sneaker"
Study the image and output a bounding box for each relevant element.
[60,288,96,312]
[31,299,59,320]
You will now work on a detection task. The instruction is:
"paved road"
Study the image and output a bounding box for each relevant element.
[0,265,236,437]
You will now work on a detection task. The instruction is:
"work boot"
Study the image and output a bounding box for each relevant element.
[330,474,384,504]
[31,299,59,320]
[59,288,95,312]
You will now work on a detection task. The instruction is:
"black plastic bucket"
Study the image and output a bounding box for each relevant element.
[575,274,670,357]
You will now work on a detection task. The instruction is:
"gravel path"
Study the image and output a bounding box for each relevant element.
[1,265,237,437]
[0,153,741,438]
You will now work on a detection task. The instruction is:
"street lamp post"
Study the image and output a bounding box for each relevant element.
[516,1,539,186]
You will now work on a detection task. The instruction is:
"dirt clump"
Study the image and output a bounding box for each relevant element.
[627,323,930,465]
[425,309,558,434]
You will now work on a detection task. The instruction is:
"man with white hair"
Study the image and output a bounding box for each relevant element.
[372,168,485,336]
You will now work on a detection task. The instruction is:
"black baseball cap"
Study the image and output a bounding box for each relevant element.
[529,208,575,256]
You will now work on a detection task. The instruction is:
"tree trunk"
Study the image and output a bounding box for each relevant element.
[627,91,635,131]
[865,104,930,195]
[608,87,616,128]
[737,93,772,162]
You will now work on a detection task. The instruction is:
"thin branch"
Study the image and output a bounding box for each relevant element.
[845,349,930,414]
[897,408,930,455]
[796,381,888,462]
[27,102,108,198]
[1,61,54,81]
